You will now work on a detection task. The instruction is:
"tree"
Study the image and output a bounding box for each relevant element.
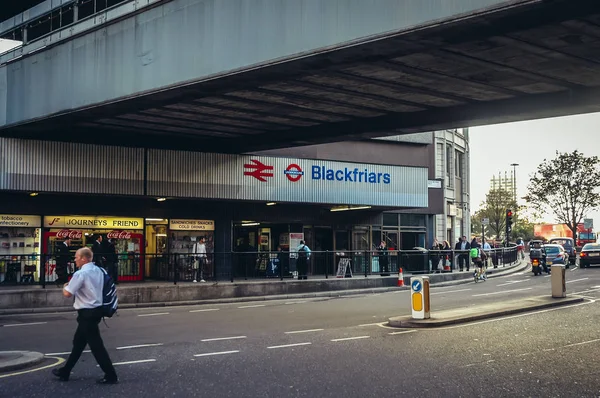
[525,150,600,242]
[472,188,517,239]
[511,215,536,241]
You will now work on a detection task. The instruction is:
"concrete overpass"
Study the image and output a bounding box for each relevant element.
[1,0,600,152]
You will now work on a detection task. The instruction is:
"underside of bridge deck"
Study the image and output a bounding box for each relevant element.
[3,0,600,152]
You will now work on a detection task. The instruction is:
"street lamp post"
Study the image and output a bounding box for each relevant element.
[510,163,519,202]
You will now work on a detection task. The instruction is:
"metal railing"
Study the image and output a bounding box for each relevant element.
[0,246,519,287]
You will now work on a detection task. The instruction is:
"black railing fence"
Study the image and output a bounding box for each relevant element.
[0,246,519,287]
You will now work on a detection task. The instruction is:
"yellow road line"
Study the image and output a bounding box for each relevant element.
[0,356,65,379]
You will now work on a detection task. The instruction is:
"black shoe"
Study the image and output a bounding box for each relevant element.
[97,376,119,385]
[52,368,69,381]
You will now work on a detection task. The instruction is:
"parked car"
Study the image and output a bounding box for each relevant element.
[548,237,576,265]
[579,243,600,268]
[543,244,569,267]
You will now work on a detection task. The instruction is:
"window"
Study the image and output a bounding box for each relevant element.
[383,213,399,227]
[400,214,426,227]
[455,151,464,178]
[445,145,453,188]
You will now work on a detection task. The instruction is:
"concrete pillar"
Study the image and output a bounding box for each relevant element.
[214,218,233,280]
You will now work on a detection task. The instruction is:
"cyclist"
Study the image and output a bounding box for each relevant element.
[470,245,487,281]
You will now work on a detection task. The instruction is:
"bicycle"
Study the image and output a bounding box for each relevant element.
[473,258,487,282]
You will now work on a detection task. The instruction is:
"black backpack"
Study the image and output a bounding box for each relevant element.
[100,267,118,318]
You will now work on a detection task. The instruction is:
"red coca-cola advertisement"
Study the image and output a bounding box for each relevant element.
[107,231,132,239]
[55,229,83,240]
[43,230,144,282]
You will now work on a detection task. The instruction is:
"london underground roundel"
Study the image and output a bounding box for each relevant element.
[284,164,304,182]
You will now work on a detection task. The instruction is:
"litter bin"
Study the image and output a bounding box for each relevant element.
[402,247,429,274]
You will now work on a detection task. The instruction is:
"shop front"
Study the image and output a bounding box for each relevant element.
[144,218,216,281]
[42,215,145,282]
[0,214,42,284]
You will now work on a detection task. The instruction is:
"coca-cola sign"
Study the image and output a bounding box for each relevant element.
[56,230,83,240]
[107,231,132,239]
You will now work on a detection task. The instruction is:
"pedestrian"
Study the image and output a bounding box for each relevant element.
[55,238,72,286]
[193,236,207,283]
[454,236,471,272]
[92,234,105,268]
[296,240,311,280]
[52,247,118,384]
[105,238,118,284]
[377,240,390,276]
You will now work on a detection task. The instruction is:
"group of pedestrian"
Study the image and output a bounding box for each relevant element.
[55,235,119,286]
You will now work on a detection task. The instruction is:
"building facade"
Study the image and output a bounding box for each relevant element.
[0,131,469,283]
[431,129,471,246]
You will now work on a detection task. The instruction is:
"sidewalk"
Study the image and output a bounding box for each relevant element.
[0,351,44,373]
[0,261,527,315]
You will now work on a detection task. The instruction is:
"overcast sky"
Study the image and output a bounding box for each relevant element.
[469,112,600,228]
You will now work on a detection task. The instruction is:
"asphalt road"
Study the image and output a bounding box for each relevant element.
[2,263,600,397]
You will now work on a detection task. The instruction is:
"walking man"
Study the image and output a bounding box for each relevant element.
[52,247,118,384]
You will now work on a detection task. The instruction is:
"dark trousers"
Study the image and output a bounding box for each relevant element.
[458,255,469,271]
[63,308,117,379]
[297,258,307,277]
[56,264,68,284]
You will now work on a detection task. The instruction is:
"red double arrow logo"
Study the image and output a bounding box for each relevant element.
[243,159,274,182]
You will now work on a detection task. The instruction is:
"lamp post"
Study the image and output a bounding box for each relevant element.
[510,163,519,202]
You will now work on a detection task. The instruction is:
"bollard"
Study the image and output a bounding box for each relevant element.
[551,264,566,298]
[410,276,430,319]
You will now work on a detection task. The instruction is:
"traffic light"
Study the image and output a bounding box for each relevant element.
[505,209,513,245]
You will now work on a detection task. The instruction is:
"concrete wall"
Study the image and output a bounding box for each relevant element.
[1,0,517,127]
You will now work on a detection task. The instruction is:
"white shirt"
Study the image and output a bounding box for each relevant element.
[64,263,103,310]
[193,242,207,257]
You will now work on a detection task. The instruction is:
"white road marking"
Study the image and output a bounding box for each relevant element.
[267,342,312,349]
[496,280,528,287]
[571,266,579,271]
[238,304,266,309]
[201,336,247,342]
[563,338,600,348]
[544,275,551,278]
[189,308,219,313]
[3,322,47,327]
[331,336,370,342]
[431,288,471,295]
[359,322,385,327]
[112,359,156,366]
[285,301,307,305]
[45,350,90,356]
[542,348,555,352]
[472,288,532,297]
[389,330,418,336]
[116,343,163,350]
[138,312,169,317]
[194,350,239,357]
[285,329,324,334]
[566,278,589,284]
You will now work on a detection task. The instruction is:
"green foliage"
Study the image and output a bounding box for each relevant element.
[474,188,518,239]
[525,150,600,239]
[511,216,536,241]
